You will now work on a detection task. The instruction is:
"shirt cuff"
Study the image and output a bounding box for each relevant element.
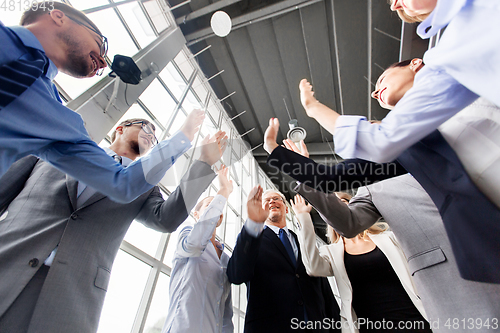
[244,219,265,238]
[210,194,227,211]
[168,130,192,153]
[334,115,368,159]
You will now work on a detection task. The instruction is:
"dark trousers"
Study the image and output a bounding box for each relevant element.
[0,265,49,333]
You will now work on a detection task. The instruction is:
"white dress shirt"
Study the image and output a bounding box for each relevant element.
[334,0,500,163]
[162,195,233,333]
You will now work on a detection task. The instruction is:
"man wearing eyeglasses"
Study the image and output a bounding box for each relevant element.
[0,114,228,333]
[0,1,197,204]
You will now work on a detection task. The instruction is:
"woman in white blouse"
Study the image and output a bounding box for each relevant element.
[291,194,430,333]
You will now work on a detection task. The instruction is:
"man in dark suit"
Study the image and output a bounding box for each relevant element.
[227,186,340,333]
[0,119,227,333]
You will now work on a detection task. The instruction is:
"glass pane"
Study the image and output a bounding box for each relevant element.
[97,251,151,333]
[138,79,177,126]
[169,110,187,136]
[143,0,171,34]
[207,100,221,128]
[191,76,209,105]
[54,69,111,100]
[143,273,171,333]
[182,90,202,111]
[124,221,162,258]
[159,62,187,101]
[117,2,157,49]
[68,0,109,11]
[87,9,139,58]
[174,50,194,79]
[223,207,238,248]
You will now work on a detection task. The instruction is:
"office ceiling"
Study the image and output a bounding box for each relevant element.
[167,0,424,200]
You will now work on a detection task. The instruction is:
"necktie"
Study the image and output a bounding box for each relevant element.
[279,228,296,267]
[0,47,48,109]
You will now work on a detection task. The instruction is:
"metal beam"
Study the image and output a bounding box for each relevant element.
[185,0,323,46]
[399,22,414,61]
[176,0,243,25]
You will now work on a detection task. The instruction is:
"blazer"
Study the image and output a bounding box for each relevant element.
[268,128,500,283]
[296,214,427,333]
[227,224,340,333]
[0,156,216,333]
[296,175,500,332]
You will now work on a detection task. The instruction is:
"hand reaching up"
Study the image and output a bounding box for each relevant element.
[199,130,228,166]
[216,165,233,199]
[283,139,309,158]
[263,118,280,154]
[180,109,205,142]
[290,194,312,215]
[247,185,269,223]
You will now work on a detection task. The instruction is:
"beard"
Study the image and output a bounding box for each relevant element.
[129,140,141,156]
[57,31,93,78]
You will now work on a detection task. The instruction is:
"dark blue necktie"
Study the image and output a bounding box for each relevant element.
[279,228,297,267]
[0,47,48,109]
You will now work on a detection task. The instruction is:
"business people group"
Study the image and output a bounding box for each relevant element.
[2,0,500,332]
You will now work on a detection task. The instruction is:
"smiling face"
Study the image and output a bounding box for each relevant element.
[57,18,107,78]
[390,0,436,18]
[262,191,288,225]
[371,58,423,109]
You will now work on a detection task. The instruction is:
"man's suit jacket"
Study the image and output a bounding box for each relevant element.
[227,225,340,333]
[296,175,500,332]
[0,156,216,333]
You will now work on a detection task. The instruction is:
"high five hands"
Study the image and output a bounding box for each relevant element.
[199,130,228,166]
[216,165,233,199]
[247,185,269,223]
[290,194,312,215]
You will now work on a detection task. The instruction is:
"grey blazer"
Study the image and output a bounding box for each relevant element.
[297,174,500,333]
[0,156,216,333]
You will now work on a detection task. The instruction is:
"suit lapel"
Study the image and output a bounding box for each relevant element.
[264,227,296,269]
[65,175,78,211]
[78,192,107,210]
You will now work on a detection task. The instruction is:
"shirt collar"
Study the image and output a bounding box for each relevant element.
[265,224,290,236]
[417,0,467,39]
[102,147,133,167]
[8,25,59,81]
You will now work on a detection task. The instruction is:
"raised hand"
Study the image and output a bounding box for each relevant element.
[290,194,312,215]
[247,185,269,223]
[199,130,228,166]
[216,165,233,198]
[180,109,205,142]
[299,79,318,117]
[283,138,309,158]
[263,118,280,154]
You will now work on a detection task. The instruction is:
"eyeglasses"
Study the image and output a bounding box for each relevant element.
[124,121,158,146]
[67,16,108,75]
[263,196,284,204]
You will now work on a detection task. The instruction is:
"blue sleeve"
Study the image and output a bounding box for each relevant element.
[39,131,191,203]
[334,67,479,163]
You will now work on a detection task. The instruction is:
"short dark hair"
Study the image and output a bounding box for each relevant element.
[387,59,413,70]
[110,118,155,143]
[20,1,102,36]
